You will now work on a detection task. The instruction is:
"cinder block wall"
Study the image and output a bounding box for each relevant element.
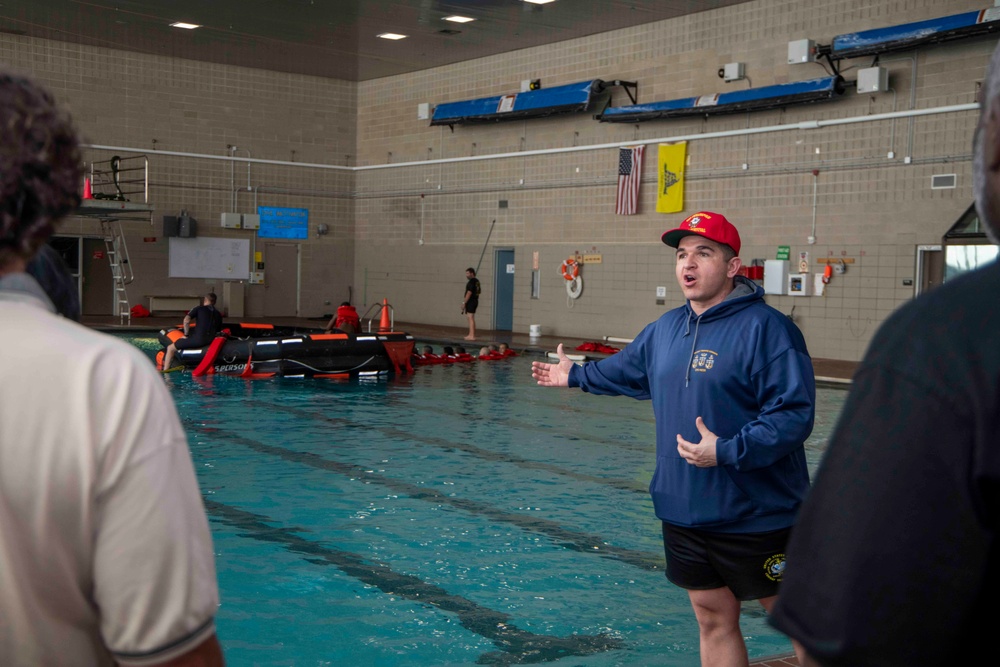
[3,0,991,361]
[0,37,358,318]
[355,0,989,359]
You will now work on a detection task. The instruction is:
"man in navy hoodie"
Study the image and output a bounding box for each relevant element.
[533,211,814,666]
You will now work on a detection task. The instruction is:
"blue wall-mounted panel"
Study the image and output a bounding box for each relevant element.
[831,8,1000,59]
[598,77,844,123]
[431,80,607,126]
[258,206,309,240]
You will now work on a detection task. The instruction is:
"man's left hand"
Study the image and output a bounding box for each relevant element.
[676,416,718,467]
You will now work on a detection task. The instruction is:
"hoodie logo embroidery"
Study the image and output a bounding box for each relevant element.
[691,349,718,372]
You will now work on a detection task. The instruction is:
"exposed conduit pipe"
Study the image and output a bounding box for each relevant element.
[83,102,977,173]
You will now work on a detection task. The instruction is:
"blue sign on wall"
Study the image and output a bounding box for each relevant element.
[258,206,309,239]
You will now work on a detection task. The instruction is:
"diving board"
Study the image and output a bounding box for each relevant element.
[597,76,844,123]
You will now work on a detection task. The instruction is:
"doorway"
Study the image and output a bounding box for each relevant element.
[493,248,514,331]
[915,245,943,296]
[263,242,299,316]
[81,237,114,316]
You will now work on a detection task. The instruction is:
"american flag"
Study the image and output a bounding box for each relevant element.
[616,145,645,215]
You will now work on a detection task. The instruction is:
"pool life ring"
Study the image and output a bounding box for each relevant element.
[560,258,579,281]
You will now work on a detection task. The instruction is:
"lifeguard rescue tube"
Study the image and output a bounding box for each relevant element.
[560,258,579,281]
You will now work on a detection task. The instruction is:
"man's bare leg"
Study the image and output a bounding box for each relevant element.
[688,587,749,667]
[464,312,476,340]
[162,343,178,370]
[757,595,806,666]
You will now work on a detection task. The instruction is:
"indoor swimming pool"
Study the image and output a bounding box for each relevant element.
[127,335,845,666]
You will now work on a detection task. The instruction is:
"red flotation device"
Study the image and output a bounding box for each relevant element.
[192,336,228,377]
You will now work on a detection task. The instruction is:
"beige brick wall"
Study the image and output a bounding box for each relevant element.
[354,0,989,358]
[3,0,992,359]
[1,34,358,318]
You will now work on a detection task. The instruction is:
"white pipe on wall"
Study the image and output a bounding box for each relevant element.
[83,102,978,173]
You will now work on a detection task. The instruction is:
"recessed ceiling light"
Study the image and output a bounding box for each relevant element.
[444,15,475,23]
[377,32,407,40]
[170,22,201,30]
[523,0,556,5]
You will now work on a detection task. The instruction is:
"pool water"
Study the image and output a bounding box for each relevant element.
[126,335,845,666]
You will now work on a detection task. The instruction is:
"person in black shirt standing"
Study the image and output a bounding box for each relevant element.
[770,41,1000,666]
[461,267,480,341]
[162,292,223,371]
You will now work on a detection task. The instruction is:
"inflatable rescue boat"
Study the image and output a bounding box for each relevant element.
[157,322,415,378]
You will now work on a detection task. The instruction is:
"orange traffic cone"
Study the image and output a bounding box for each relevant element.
[378,298,391,331]
[82,177,93,199]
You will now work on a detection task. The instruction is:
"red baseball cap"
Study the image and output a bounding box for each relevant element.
[661,211,741,256]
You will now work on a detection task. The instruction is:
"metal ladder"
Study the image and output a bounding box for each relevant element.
[100,218,134,325]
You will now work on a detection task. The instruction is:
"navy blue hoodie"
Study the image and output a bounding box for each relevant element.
[569,276,814,533]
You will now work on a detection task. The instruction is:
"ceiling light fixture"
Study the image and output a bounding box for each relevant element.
[444,15,475,23]
[523,0,557,5]
[377,32,407,40]
[169,22,201,29]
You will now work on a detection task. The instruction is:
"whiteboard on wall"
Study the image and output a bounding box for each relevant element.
[168,237,250,279]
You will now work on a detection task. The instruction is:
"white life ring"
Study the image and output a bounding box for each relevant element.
[566,275,583,299]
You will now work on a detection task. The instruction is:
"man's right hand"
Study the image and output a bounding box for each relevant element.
[531,343,574,387]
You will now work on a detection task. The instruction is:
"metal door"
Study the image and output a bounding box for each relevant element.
[82,237,113,316]
[263,243,299,316]
[494,248,514,331]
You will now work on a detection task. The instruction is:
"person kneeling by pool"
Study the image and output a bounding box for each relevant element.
[162,293,223,371]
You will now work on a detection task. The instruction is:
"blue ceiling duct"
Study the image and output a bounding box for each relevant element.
[829,8,1000,59]
[430,79,630,126]
[597,76,844,123]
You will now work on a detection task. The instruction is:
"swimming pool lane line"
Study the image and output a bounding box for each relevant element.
[404,400,655,456]
[263,401,650,495]
[203,499,626,664]
[193,426,663,573]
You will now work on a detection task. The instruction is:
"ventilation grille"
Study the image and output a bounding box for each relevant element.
[931,174,957,189]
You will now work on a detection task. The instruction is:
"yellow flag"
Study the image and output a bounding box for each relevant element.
[656,141,686,214]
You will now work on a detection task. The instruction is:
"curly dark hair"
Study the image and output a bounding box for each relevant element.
[0,71,82,268]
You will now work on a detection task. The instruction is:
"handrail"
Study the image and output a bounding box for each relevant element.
[89,155,149,203]
[360,300,394,332]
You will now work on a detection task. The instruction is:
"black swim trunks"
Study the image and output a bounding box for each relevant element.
[662,522,792,600]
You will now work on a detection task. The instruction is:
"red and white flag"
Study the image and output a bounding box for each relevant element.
[616,145,645,215]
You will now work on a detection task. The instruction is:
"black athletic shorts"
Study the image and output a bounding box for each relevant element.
[662,522,791,601]
[175,335,212,350]
[464,299,478,314]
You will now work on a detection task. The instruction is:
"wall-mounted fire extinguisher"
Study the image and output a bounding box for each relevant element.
[822,263,833,284]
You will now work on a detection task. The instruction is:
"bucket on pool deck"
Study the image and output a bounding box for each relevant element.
[529,324,541,337]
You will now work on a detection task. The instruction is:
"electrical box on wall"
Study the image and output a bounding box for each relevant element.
[221,212,242,229]
[763,260,789,295]
[788,273,810,296]
[788,39,816,64]
[249,271,265,284]
[857,66,888,94]
[242,213,260,230]
[723,62,745,82]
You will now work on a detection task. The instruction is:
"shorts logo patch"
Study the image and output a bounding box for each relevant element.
[764,554,786,582]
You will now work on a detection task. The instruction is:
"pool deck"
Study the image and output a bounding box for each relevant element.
[83,314,847,666]
[83,314,857,384]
